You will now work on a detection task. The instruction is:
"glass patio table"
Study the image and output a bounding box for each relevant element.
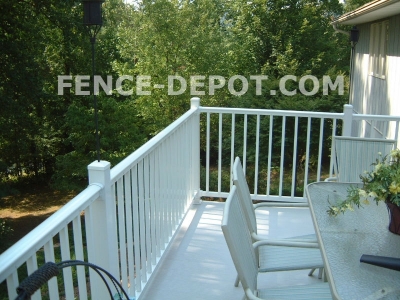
[306,182,400,300]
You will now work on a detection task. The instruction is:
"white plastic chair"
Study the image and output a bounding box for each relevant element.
[233,157,313,242]
[232,157,324,286]
[221,185,332,300]
[327,136,395,182]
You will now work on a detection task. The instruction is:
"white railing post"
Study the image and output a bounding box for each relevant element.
[191,97,202,204]
[342,104,353,137]
[87,160,119,299]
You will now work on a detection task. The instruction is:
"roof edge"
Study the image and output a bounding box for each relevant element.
[332,0,400,24]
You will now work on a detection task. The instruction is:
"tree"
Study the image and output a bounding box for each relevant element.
[52,0,147,189]
[114,0,235,133]
[343,0,371,12]
[0,0,352,191]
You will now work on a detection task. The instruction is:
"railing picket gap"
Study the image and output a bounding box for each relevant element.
[371,119,377,137]
[254,114,260,196]
[179,125,186,214]
[72,216,87,300]
[26,256,41,300]
[172,131,179,228]
[165,138,172,240]
[116,177,128,291]
[137,160,147,283]
[230,114,236,189]
[243,114,248,173]
[383,121,389,140]
[218,113,223,194]
[267,115,273,196]
[143,156,152,274]
[206,112,211,193]
[154,147,162,257]
[59,227,74,299]
[279,116,286,196]
[184,124,189,201]
[317,118,325,181]
[291,117,299,197]
[131,164,141,292]
[160,141,168,246]
[329,119,337,178]
[303,117,312,194]
[149,152,157,266]
[124,170,134,295]
[6,272,19,300]
[44,239,59,299]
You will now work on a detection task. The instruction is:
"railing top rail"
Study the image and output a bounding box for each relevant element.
[0,184,102,283]
[333,136,397,142]
[352,113,400,121]
[198,106,345,119]
[110,106,199,183]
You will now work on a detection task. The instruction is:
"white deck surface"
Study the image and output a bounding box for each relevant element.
[139,201,324,300]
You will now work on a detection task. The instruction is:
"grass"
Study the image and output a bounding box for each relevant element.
[0,186,77,253]
[0,183,79,299]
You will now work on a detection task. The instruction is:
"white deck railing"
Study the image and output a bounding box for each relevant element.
[1,98,400,300]
[199,104,400,201]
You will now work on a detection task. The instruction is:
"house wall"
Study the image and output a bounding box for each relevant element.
[351,14,400,118]
[387,15,400,116]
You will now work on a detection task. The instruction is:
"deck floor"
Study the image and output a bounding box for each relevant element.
[139,201,323,300]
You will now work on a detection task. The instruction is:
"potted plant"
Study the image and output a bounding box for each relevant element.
[327,149,400,234]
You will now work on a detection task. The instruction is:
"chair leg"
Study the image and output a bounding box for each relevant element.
[308,268,316,276]
[234,274,240,287]
[318,267,323,279]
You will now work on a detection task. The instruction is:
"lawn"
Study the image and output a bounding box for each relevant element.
[0,187,77,254]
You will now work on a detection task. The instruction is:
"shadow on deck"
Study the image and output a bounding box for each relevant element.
[140,201,322,300]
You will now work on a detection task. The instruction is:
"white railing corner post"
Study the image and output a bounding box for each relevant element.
[342,104,353,137]
[193,190,203,205]
[87,160,119,299]
[191,97,202,205]
[191,96,200,110]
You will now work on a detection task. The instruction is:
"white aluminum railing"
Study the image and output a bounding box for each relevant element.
[1,98,400,300]
[199,104,400,201]
[200,106,343,201]
[0,184,102,300]
[0,98,201,300]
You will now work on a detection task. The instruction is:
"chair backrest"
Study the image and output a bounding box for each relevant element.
[232,157,257,235]
[334,136,395,182]
[221,185,258,294]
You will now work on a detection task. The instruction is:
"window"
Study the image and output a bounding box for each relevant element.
[369,20,389,79]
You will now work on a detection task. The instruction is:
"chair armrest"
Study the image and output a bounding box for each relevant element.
[281,237,318,243]
[253,239,320,249]
[253,202,309,209]
[324,177,337,182]
[245,288,264,300]
[250,232,318,243]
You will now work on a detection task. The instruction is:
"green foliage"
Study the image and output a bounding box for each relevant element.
[0,0,89,181]
[343,0,372,12]
[0,219,12,238]
[0,0,351,190]
[328,149,400,216]
[0,219,13,252]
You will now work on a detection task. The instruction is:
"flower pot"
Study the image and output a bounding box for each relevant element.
[386,201,400,235]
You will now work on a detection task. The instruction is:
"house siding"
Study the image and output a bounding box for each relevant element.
[387,15,400,116]
[350,14,400,138]
[351,14,400,117]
